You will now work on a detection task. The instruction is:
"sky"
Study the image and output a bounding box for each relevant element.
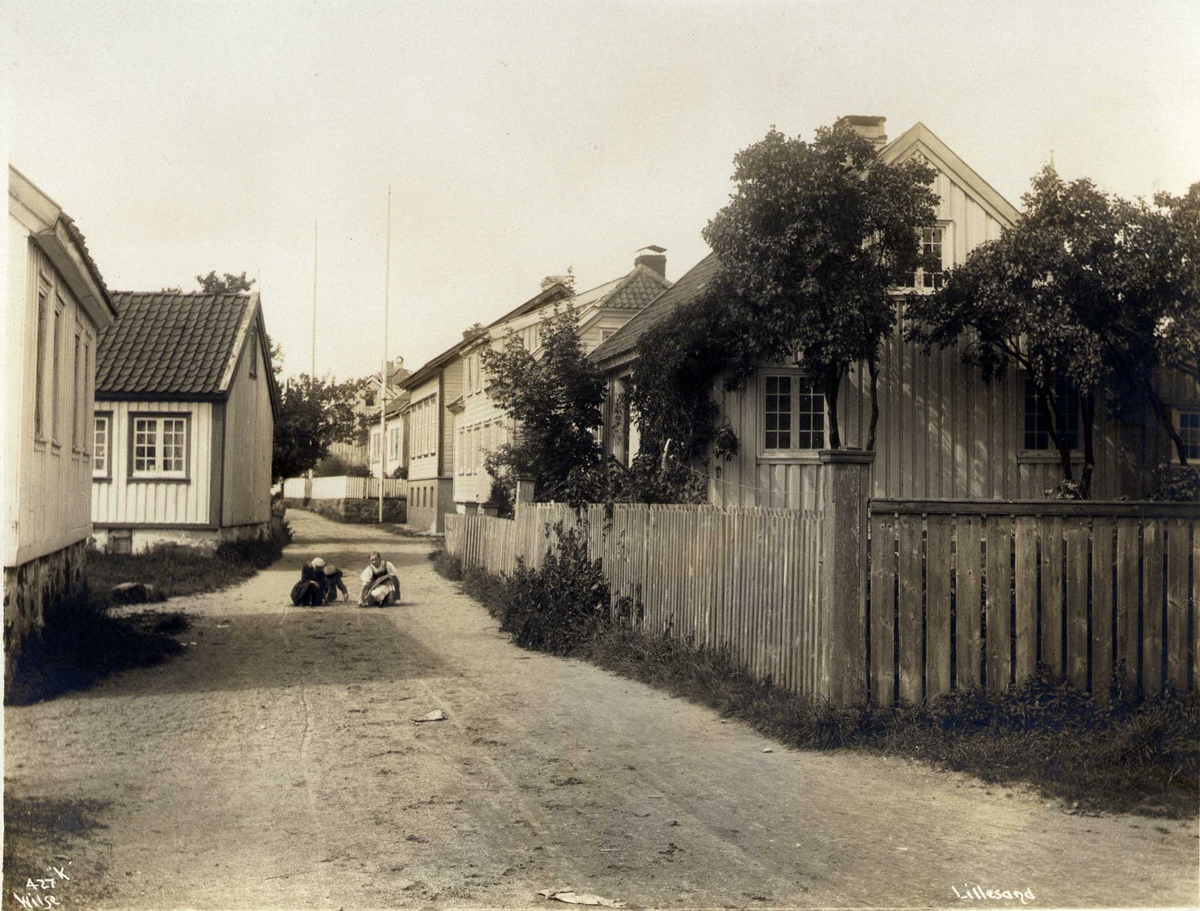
[5,0,1199,382]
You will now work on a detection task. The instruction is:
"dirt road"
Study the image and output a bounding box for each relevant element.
[5,510,1197,909]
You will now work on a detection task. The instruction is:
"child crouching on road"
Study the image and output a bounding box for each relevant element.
[360,551,401,606]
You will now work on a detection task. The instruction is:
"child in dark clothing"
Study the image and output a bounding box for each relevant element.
[322,564,349,603]
[290,557,327,606]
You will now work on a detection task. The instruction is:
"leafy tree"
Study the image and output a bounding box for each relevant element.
[197,271,255,294]
[272,374,362,481]
[701,122,940,448]
[907,168,1200,497]
[481,306,605,503]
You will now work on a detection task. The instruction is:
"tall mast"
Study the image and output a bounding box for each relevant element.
[380,185,391,523]
[311,220,318,380]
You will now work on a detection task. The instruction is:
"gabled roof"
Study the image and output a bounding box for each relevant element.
[98,291,258,398]
[591,122,1021,370]
[399,338,469,392]
[589,254,720,367]
[879,122,1020,227]
[404,262,673,386]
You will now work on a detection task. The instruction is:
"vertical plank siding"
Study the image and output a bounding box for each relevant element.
[870,500,1200,703]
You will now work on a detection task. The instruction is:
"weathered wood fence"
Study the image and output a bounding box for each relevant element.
[447,502,829,694]
[445,453,1198,705]
[869,500,1199,703]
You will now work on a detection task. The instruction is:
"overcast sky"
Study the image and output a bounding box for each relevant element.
[6,1,1199,381]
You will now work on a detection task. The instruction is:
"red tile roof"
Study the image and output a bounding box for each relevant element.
[97,291,253,397]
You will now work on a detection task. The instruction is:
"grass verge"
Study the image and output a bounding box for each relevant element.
[432,546,1200,819]
[7,524,291,706]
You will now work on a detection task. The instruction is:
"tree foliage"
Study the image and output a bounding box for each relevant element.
[272,374,362,481]
[906,167,1200,497]
[701,122,940,448]
[197,271,255,294]
[480,306,605,503]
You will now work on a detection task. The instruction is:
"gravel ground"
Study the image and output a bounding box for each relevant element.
[4,509,1197,909]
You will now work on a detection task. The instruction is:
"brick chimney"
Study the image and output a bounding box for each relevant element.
[836,115,887,151]
[634,245,667,278]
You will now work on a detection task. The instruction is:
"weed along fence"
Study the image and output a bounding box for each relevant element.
[869,500,1200,704]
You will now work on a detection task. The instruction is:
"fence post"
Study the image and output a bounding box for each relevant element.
[818,449,874,706]
[515,476,536,509]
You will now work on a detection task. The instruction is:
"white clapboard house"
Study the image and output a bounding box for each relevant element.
[92,291,280,552]
[5,166,117,676]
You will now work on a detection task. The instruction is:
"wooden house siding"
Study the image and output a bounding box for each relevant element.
[221,329,274,527]
[440,358,463,478]
[6,236,100,565]
[92,400,215,526]
[407,378,441,483]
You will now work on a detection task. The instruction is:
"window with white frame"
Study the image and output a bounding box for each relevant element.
[1179,410,1200,461]
[761,373,825,453]
[131,415,188,479]
[35,289,48,439]
[908,225,946,290]
[93,414,111,479]
[370,428,381,462]
[51,299,64,443]
[388,426,402,462]
[1023,378,1079,451]
[72,332,82,451]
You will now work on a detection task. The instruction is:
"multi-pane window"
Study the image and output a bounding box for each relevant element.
[1023,378,1079,451]
[35,291,48,438]
[132,416,188,478]
[763,374,825,452]
[388,426,402,462]
[908,226,945,289]
[93,415,110,478]
[1180,411,1200,461]
[72,334,82,450]
[51,301,63,442]
[370,429,381,461]
[764,375,792,450]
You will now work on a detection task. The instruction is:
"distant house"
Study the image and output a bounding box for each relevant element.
[592,118,1200,506]
[338,357,408,470]
[451,250,672,513]
[5,166,117,674]
[92,291,280,552]
[368,389,408,479]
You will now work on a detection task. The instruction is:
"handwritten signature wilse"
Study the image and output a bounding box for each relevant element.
[11,862,71,909]
[953,883,1036,904]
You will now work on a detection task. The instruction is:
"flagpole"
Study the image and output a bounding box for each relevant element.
[311,220,318,380]
[380,185,391,523]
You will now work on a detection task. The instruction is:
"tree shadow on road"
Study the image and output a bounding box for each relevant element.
[62,609,447,698]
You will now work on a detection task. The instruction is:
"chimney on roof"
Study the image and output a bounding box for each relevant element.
[634,245,667,279]
[540,266,575,294]
[836,115,887,151]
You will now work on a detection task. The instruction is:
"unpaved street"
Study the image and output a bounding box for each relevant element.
[5,510,1197,909]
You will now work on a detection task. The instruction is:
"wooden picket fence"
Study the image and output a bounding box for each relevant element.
[305,475,407,500]
[869,500,1200,703]
[445,503,829,694]
[445,492,1199,705]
